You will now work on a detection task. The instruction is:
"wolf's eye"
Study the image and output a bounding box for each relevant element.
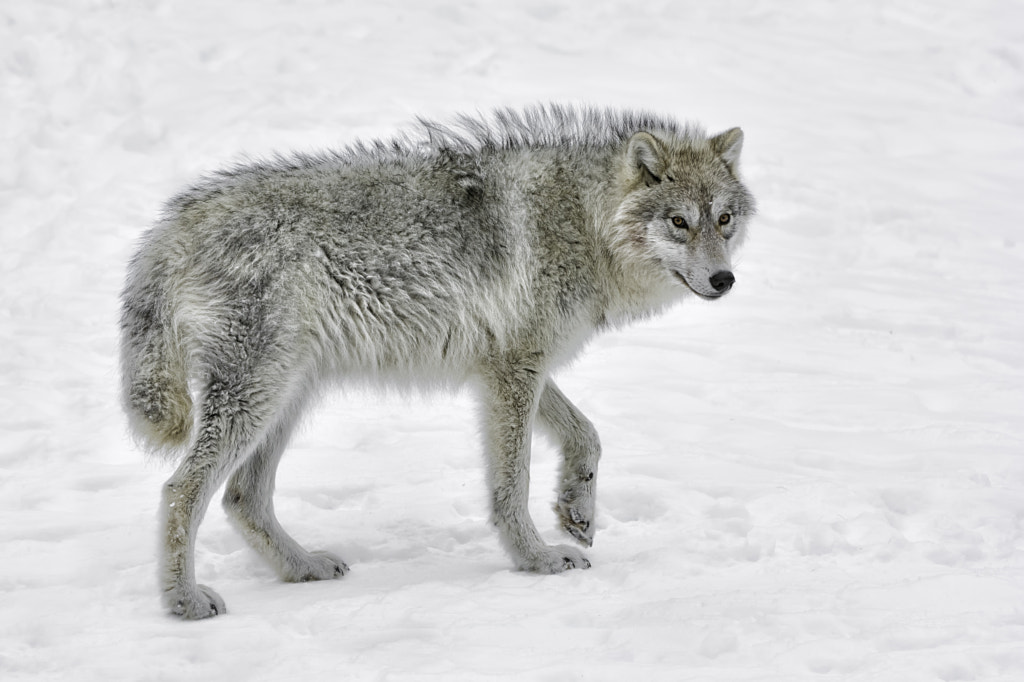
[718,212,732,226]
[671,216,688,229]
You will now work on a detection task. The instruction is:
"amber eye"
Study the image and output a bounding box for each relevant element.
[671,216,687,229]
[718,212,732,226]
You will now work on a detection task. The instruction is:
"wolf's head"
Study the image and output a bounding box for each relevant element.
[613,127,755,301]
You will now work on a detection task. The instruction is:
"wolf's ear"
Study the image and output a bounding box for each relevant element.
[627,132,667,186]
[710,127,744,173]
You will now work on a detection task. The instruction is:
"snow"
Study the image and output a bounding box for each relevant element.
[2,0,1022,679]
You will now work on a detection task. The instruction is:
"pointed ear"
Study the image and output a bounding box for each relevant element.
[710,127,744,173]
[627,131,667,186]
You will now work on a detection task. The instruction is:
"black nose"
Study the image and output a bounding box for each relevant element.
[709,270,735,293]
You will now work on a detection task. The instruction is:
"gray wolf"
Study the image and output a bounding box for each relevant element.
[119,104,755,618]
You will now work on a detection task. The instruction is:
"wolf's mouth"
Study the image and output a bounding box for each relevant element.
[672,271,724,301]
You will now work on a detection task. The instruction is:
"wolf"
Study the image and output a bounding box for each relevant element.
[120,104,755,618]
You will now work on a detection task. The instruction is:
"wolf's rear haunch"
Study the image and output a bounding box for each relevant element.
[119,104,755,619]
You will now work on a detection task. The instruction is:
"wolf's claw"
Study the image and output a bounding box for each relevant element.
[557,494,595,547]
[563,518,594,547]
[563,555,592,570]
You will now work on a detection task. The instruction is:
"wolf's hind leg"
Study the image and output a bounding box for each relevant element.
[160,376,276,619]
[222,408,348,583]
[537,380,601,547]
[481,361,590,573]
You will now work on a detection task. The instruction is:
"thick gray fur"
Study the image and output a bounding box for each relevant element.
[120,104,755,619]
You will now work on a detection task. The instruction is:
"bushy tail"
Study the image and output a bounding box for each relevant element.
[119,272,193,457]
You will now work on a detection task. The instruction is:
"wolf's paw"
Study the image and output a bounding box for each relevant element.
[558,505,594,547]
[520,544,591,574]
[283,550,349,583]
[556,480,596,547]
[164,583,226,620]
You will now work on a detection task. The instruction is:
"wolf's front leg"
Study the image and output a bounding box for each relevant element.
[537,380,601,547]
[480,360,590,573]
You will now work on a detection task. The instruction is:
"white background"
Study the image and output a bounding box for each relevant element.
[2,1,1022,680]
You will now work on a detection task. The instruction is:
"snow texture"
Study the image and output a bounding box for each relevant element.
[1,1,1022,680]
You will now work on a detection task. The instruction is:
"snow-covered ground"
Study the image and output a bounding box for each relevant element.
[2,1,1022,679]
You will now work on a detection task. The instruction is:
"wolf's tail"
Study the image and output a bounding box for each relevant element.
[119,259,193,457]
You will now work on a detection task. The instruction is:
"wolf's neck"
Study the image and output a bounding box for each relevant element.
[586,190,680,328]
